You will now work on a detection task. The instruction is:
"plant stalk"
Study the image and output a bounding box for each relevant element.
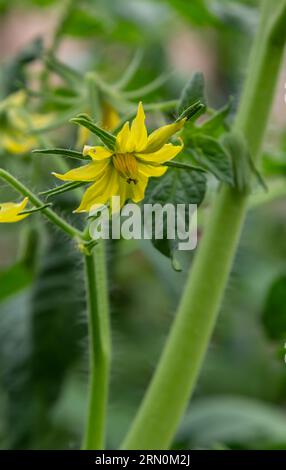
[122,0,286,450]
[83,242,111,450]
[0,169,82,240]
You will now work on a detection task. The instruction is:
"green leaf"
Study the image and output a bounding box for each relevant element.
[144,168,206,268]
[31,0,57,5]
[62,7,105,38]
[0,263,33,302]
[222,132,267,192]
[177,72,207,118]
[263,153,286,176]
[262,275,286,341]
[178,396,286,448]
[191,134,233,185]
[71,114,116,150]
[165,0,219,26]
[198,99,233,137]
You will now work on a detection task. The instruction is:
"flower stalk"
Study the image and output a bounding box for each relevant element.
[83,242,111,450]
[121,0,286,450]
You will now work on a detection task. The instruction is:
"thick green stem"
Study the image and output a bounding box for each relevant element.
[0,169,82,240]
[122,0,286,450]
[83,242,111,450]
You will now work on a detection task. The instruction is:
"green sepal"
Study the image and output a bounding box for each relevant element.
[164,160,206,173]
[32,148,88,161]
[40,181,87,198]
[19,203,52,215]
[176,100,206,123]
[71,114,116,150]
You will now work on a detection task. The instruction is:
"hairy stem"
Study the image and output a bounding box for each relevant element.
[83,242,111,450]
[122,0,286,450]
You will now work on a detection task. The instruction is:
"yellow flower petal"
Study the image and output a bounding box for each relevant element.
[115,122,134,153]
[83,145,113,161]
[0,197,29,223]
[0,90,26,112]
[144,119,186,153]
[102,101,120,131]
[118,176,130,207]
[52,160,110,182]
[75,167,119,213]
[136,142,183,164]
[77,126,90,148]
[7,108,54,134]
[137,162,167,178]
[130,102,148,152]
[29,113,54,129]
[2,134,37,154]
[129,175,148,203]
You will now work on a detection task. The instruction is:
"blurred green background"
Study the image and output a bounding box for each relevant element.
[0,0,286,450]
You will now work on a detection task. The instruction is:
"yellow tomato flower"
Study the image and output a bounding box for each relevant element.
[53,102,185,213]
[0,197,30,223]
[0,91,53,155]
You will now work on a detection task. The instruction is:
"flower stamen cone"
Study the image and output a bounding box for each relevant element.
[112,153,138,183]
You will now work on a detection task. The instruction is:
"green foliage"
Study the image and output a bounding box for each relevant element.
[0,38,43,97]
[177,74,234,187]
[263,152,286,176]
[144,168,206,269]
[178,397,286,449]
[165,0,219,26]
[177,72,207,117]
[262,276,286,341]
[0,0,285,452]
[0,263,33,302]
[223,131,267,192]
[198,100,232,137]
[190,134,234,184]
[0,231,86,449]
[62,7,105,38]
